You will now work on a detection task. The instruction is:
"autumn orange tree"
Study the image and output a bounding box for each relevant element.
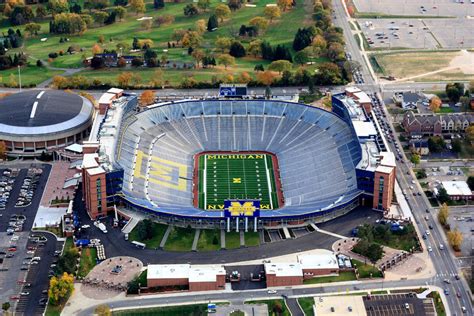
[256,70,277,86]
[139,90,156,107]
[429,96,442,112]
[0,141,7,160]
[447,228,463,251]
[277,0,293,11]
[117,72,133,87]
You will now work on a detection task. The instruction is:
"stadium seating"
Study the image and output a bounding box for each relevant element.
[117,100,363,218]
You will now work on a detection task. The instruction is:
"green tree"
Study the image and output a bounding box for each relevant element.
[114,6,127,21]
[438,188,450,204]
[366,243,384,264]
[215,37,231,53]
[93,11,109,25]
[217,53,235,69]
[229,41,246,58]
[48,0,69,16]
[129,0,145,15]
[207,14,218,31]
[268,60,292,74]
[35,5,47,19]
[438,203,449,226]
[445,82,464,103]
[184,3,199,17]
[24,22,41,36]
[95,304,112,316]
[49,273,74,306]
[2,302,10,313]
[198,0,210,11]
[467,176,474,191]
[410,153,420,166]
[215,4,231,22]
[264,6,281,22]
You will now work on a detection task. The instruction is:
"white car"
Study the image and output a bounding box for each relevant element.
[267,290,277,294]
[10,235,19,241]
[425,230,430,236]
[81,225,90,229]
[427,246,433,252]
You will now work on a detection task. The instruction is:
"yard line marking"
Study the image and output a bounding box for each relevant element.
[264,155,273,209]
[242,158,248,199]
[204,155,207,208]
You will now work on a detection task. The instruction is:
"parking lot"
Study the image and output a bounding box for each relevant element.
[363,293,436,316]
[353,0,474,17]
[0,164,52,314]
[359,19,439,49]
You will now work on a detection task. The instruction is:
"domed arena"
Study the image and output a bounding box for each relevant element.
[114,99,364,224]
[0,90,94,157]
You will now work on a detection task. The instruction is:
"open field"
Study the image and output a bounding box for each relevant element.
[372,51,464,79]
[77,247,97,278]
[0,65,63,87]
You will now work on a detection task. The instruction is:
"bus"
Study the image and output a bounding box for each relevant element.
[131,241,145,249]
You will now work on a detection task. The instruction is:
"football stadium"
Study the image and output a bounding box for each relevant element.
[82,87,395,230]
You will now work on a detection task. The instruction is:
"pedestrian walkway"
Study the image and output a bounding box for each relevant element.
[314,227,346,239]
[286,298,304,316]
[215,303,268,316]
[240,230,245,247]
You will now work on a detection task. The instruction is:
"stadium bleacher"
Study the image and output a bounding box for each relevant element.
[117,100,363,218]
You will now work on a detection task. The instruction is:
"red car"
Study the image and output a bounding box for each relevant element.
[17,280,26,285]
[8,247,17,252]
[9,296,20,301]
[27,246,35,251]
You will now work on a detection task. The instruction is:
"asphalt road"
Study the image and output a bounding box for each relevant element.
[74,187,380,264]
[75,277,441,316]
[16,231,59,316]
[373,93,473,315]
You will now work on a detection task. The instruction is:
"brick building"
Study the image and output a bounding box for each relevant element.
[147,264,226,291]
[403,111,474,136]
[264,263,303,287]
[298,252,340,279]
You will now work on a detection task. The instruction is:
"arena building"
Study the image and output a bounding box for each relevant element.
[81,87,395,230]
[0,90,94,157]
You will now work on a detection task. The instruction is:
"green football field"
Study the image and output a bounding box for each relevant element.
[196,153,281,210]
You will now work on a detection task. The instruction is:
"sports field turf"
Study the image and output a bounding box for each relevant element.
[196,153,281,210]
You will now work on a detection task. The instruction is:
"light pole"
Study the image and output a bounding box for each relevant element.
[18,65,22,92]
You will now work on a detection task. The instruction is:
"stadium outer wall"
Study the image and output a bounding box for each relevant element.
[192,151,285,209]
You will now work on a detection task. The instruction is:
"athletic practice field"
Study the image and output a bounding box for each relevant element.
[195,153,283,210]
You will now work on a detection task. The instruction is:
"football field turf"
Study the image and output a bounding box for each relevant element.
[196,153,281,210]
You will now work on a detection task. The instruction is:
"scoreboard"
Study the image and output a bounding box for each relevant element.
[219,84,248,97]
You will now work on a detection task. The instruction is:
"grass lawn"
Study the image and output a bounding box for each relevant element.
[197,229,221,251]
[438,107,454,113]
[77,247,97,278]
[34,226,62,237]
[129,222,167,249]
[113,304,208,316]
[164,226,195,252]
[230,311,245,316]
[225,232,241,249]
[371,290,388,294]
[352,259,383,279]
[245,232,260,247]
[427,291,446,316]
[137,269,147,287]
[1,0,315,86]
[0,65,63,87]
[371,223,421,252]
[64,236,74,252]
[372,51,459,80]
[246,299,290,316]
[45,303,62,316]
[297,297,314,316]
[303,271,357,284]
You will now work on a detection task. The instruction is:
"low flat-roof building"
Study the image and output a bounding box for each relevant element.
[441,181,473,200]
[298,251,339,279]
[264,263,303,287]
[147,264,226,291]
